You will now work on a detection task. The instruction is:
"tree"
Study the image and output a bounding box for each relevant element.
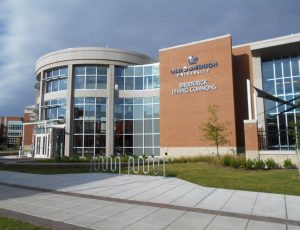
[200,105,230,156]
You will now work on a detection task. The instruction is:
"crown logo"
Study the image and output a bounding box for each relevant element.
[188,56,198,65]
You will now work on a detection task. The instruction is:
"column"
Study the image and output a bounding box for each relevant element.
[64,64,74,157]
[106,64,115,156]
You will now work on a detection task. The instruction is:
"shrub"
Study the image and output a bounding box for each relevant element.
[254,159,265,169]
[265,158,278,169]
[222,155,243,168]
[283,158,297,169]
[245,159,255,169]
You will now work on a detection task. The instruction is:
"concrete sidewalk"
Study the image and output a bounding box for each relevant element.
[0,171,299,229]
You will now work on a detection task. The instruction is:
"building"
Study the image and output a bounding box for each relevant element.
[0,116,23,149]
[26,33,300,161]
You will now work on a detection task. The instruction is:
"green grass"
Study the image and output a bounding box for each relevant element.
[1,162,300,196]
[0,216,49,230]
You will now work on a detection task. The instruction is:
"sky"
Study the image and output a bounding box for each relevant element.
[0,0,299,116]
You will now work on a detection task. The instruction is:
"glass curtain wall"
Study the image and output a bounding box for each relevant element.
[44,67,68,93]
[73,97,106,157]
[74,66,107,90]
[262,55,300,149]
[114,64,160,156]
[44,99,66,120]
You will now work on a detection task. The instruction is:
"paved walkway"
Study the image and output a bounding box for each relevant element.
[0,171,299,230]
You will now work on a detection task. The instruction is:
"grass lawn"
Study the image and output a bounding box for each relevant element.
[1,162,300,196]
[0,216,49,230]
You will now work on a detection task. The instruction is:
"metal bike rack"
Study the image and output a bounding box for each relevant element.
[90,156,121,174]
[127,156,165,177]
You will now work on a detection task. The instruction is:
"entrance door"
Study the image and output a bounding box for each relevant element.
[34,134,49,158]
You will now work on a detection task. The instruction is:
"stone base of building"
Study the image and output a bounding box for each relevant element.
[160,146,238,157]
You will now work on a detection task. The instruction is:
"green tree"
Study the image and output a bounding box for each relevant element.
[200,105,230,156]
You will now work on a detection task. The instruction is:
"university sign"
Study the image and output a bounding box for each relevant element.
[170,56,219,77]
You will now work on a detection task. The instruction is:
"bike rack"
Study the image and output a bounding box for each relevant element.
[90,156,121,174]
[127,156,165,177]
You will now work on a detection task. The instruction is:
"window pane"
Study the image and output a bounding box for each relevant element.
[283,59,291,77]
[276,79,283,95]
[125,105,133,119]
[60,67,68,76]
[59,78,67,90]
[124,67,134,76]
[75,76,85,89]
[275,59,282,78]
[152,75,160,88]
[75,66,85,75]
[115,67,124,77]
[133,135,143,147]
[135,67,143,76]
[97,66,107,75]
[144,66,152,75]
[153,119,160,133]
[85,104,95,120]
[97,76,107,89]
[144,120,152,133]
[125,77,134,90]
[74,135,83,147]
[133,105,143,119]
[86,76,96,89]
[154,134,160,146]
[95,135,105,147]
[284,78,292,94]
[144,134,152,146]
[134,120,143,133]
[86,66,96,75]
[74,120,83,133]
[125,120,133,134]
[84,135,94,147]
[124,135,133,147]
[53,69,59,76]
[144,104,152,118]
[135,77,143,90]
[52,80,59,91]
[85,121,95,133]
[291,56,299,76]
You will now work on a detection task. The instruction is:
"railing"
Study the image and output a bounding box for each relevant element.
[90,156,166,177]
[258,130,297,150]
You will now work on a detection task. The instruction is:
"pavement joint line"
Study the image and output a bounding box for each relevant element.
[162,210,187,230]
[0,207,91,230]
[1,181,300,227]
[244,191,260,230]
[147,181,187,202]
[126,178,181,200]
[203,214,217,230]
[284,195,288,230]
[220,190,237,211]
[168,185,198,204]
[193,187,217,207]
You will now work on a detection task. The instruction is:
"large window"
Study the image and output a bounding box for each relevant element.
[44,99,66,120]
[73,97,106,157]
[115,63,159,91]
[74,66,108,90]
[262,55,300,150]
[114,96,160,156]
[45,67,68,93]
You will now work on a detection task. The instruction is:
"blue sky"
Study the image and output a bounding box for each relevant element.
[0,0,300,116]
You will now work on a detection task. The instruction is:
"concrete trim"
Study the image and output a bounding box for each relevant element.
[159,34,231,52]
[259,150,297,155]
[243,120,257,124]
[233,33,300,49]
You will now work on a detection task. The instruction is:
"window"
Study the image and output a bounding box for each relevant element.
[44,67,68,93]
[74,66,108,90]
[73,97,107,157]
